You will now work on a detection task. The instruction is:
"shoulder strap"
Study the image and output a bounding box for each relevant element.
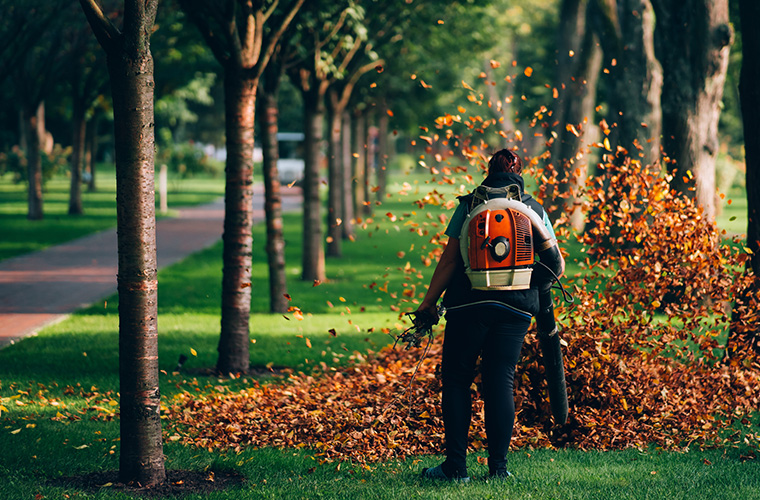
[470,183,522,211]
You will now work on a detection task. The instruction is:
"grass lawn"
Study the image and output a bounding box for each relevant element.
[0,170,757,499]
[0,167,225,262]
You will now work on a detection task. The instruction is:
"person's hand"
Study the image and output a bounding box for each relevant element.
[414,300,440,327]
[415,299,436,317]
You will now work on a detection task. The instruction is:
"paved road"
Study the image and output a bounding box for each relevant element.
[0,185,302,348]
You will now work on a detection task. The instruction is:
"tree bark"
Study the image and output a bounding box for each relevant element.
[69,94,86,215]
[551,3,604,226]
[341,110,355,241]
[25,101,45,220]
[301,89,327,282]
[351,107,366,218]
[609,0,662,166]
[363,110,374,216]
[549,0,589,165]
[217,66,257,374]
[108,50,164,487]
[654,0,733,220]
[259,75,289,314]
[326,89,344,257]
[86,112,99,192]
[545,0,604,225]
[80,0,166,485]
[376,101,389,202]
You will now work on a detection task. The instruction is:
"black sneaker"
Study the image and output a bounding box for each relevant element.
[421,464,471,483]
[487,470,513,481]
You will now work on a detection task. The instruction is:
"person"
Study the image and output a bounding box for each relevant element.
[416,148,563,482]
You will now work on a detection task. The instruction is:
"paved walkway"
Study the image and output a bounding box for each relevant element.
[0,185,302,348]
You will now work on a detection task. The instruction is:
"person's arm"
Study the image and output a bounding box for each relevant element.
[416,237,461,317]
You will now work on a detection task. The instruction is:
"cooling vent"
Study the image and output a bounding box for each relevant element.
[514,212,533,262]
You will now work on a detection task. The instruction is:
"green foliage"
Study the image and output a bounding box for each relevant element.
[155,72,217,144]
[0,144,71,185]
[156,142,223,178]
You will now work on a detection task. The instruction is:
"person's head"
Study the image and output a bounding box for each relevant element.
[487,148,522,175]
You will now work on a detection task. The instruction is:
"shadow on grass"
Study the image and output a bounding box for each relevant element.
[50,469,246,498]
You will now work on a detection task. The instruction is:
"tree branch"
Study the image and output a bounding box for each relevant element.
[338,59,382,111]
[241,7,259,67]
[256,0,305,78]
[226,0,244,67]
[262,0,280,22]
[315,9,348,53]
[78,0,121,52]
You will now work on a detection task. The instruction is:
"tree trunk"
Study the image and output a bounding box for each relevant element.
[610,0,662,166]
[18,108,28,152]
[86,112,99,192]
[259,79,289,314]
[552,7,603,226]
[740,0,760,277]
[549,0,588,167]
[341,110,355,240]
[654,0,733,220]
[105,34,165,489]
[301,90,326,282]
[217,66,257,374]
[363,110,374,216]
[351,107,366,218]
[25,101,45,220]
[69,94,86,215]
[326,90,343,257]
[376,102,389,202]
[545,0,603,225]
[81,1,164,485]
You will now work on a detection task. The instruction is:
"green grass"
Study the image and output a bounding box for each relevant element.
[0,168,225,262]
[1,171,757,499]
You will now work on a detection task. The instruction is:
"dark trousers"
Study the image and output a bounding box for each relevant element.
[441,306,530,476]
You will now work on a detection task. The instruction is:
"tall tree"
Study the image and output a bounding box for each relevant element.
[62,5,109,215]
[653,0,733,220]
[259,59,290,314]
[739,0,759,277]
[8,1,69,220]
[79,0,165,486]
[324,46,381,256]
[606,0,661,166]
[286,1,351,279]
[180,0,304,374]
[543,0,603,222]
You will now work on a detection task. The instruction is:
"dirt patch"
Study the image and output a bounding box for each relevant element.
[52,469,246,498]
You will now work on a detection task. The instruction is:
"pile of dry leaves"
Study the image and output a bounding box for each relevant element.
[164,155,760,463]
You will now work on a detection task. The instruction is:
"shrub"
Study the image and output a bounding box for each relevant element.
[156,142,223,179]
[0,145,70,185]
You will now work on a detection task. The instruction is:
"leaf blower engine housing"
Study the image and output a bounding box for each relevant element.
[460,186,563,290]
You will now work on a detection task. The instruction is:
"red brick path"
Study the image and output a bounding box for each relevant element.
[0,186,302,347]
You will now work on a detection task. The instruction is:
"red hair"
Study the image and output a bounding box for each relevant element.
[488,149,522,174]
